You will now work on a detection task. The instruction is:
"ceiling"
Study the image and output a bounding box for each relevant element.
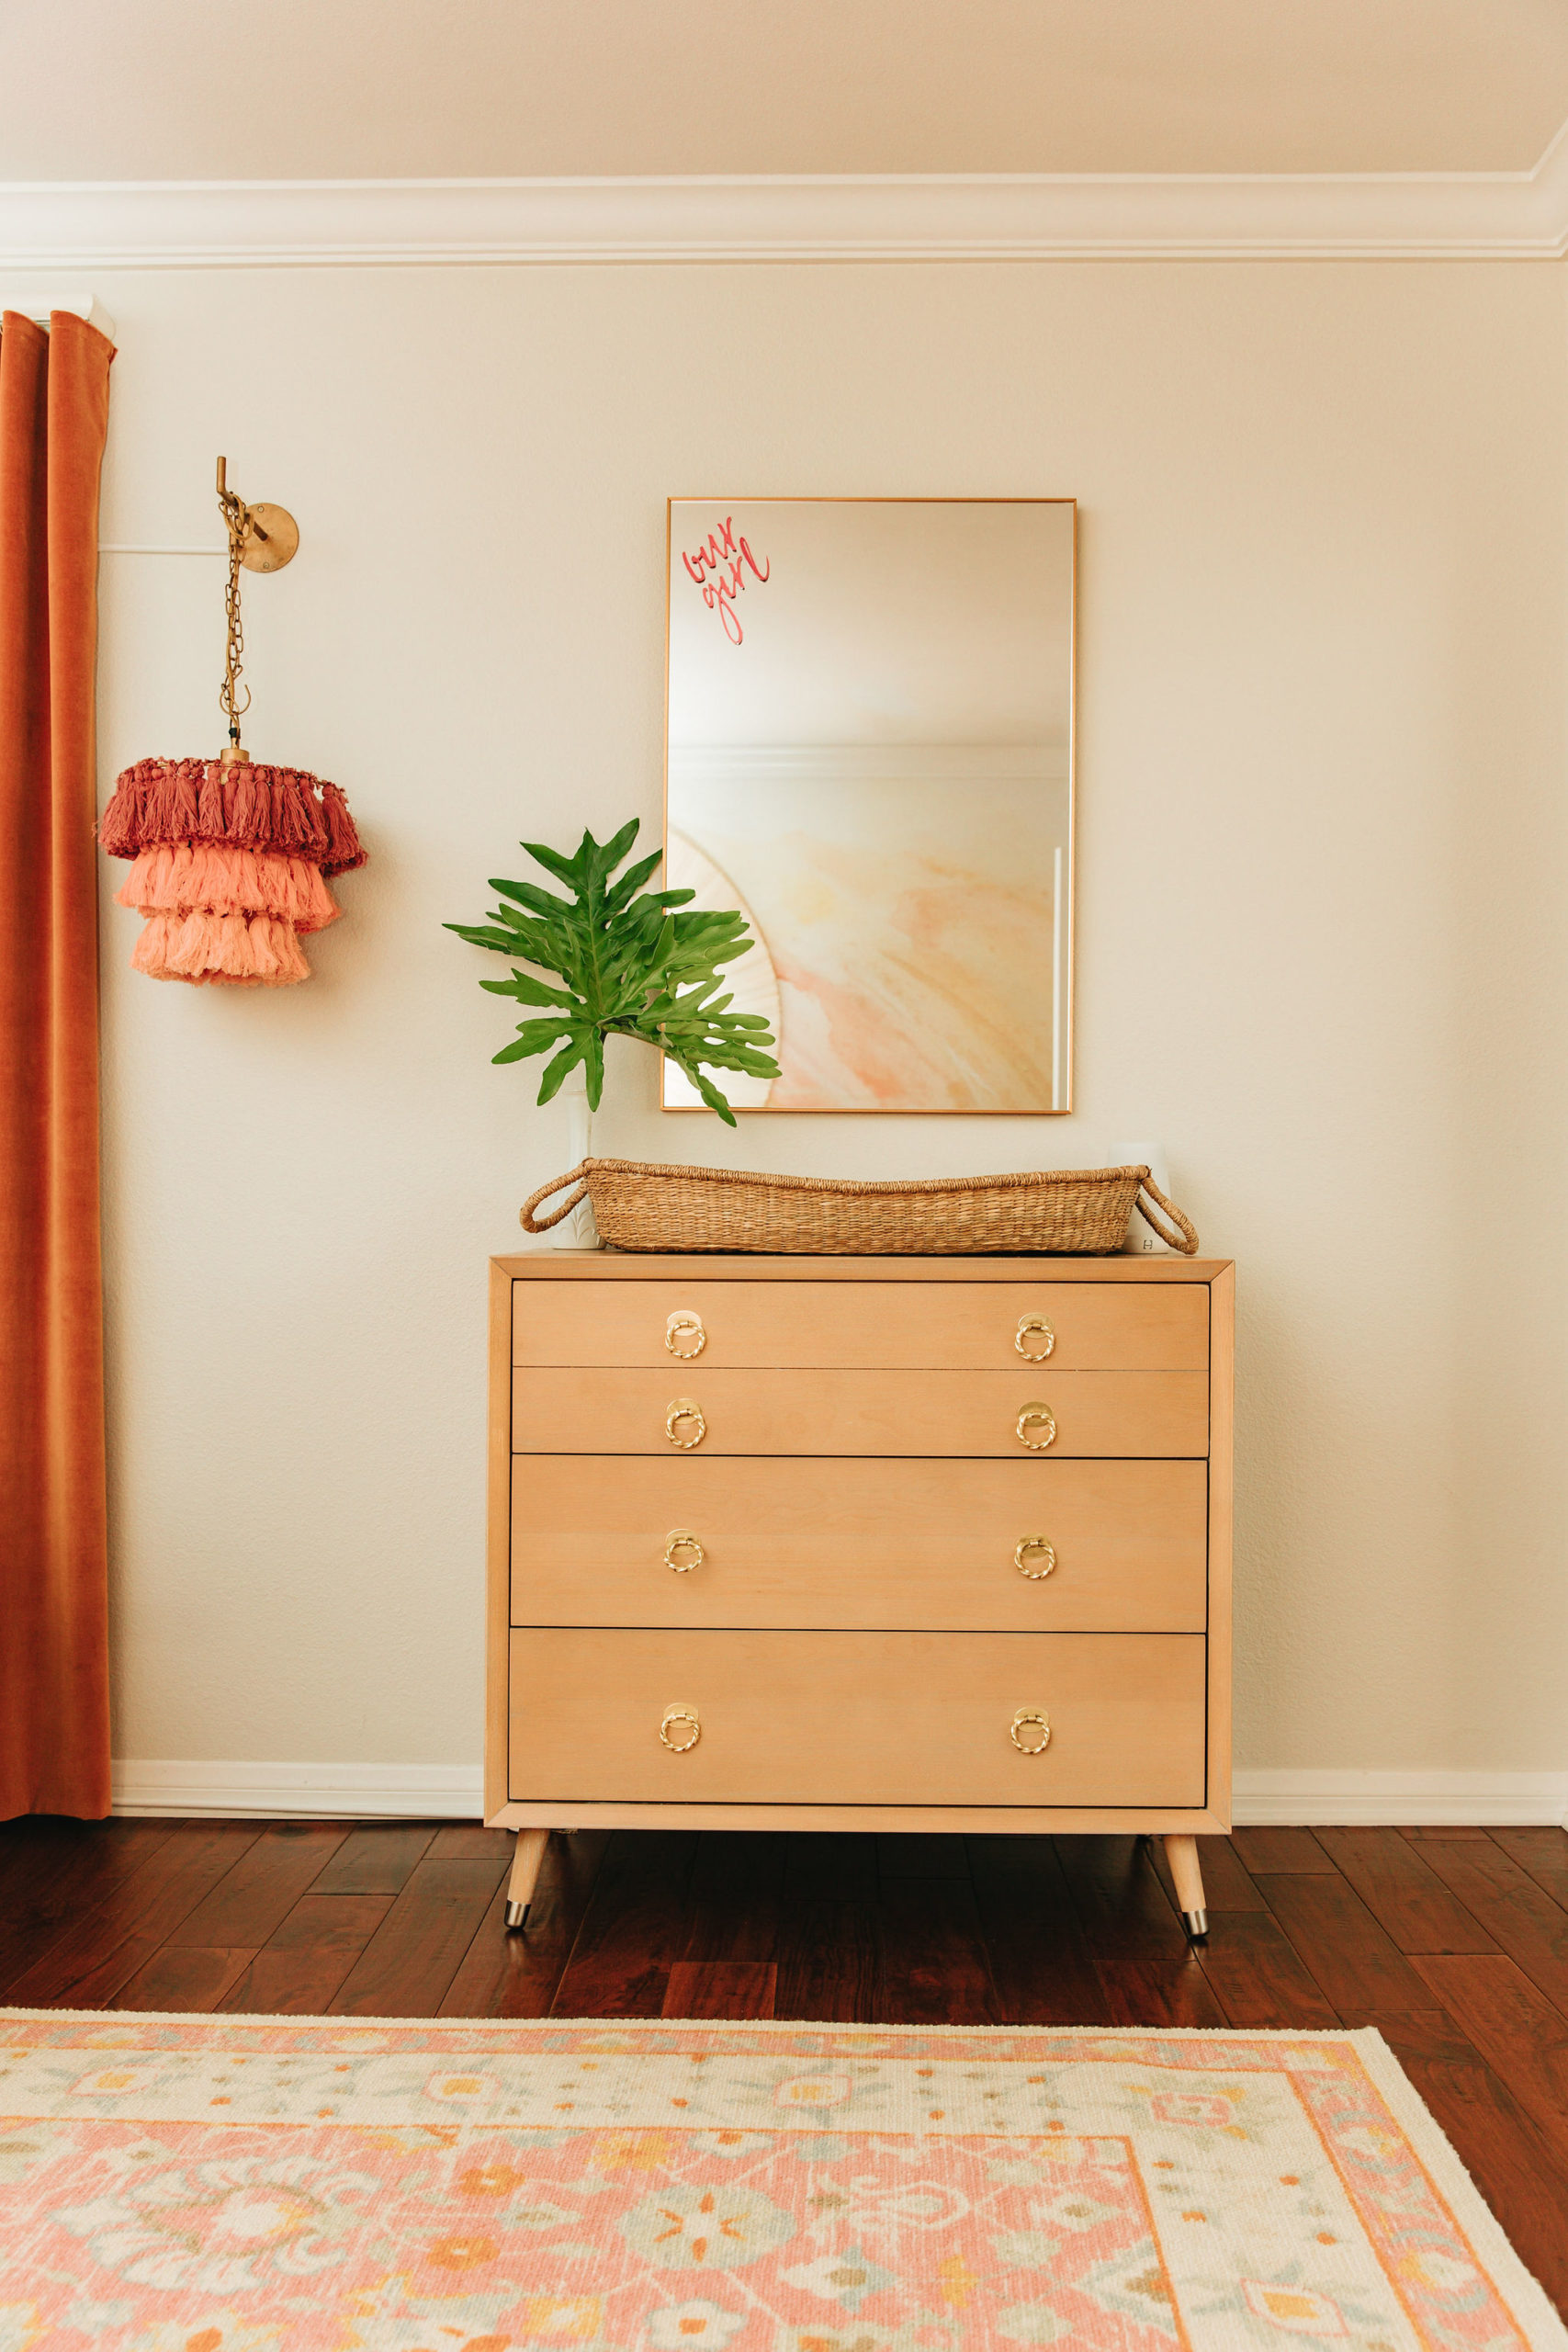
[4,0,1567,184]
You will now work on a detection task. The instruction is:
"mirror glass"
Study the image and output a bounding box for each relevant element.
[664,497,1075,1114]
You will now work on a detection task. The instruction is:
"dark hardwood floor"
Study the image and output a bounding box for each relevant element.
[3,1816,1567,2312]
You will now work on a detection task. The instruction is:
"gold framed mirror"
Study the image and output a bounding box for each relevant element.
[664,497,1076,1114]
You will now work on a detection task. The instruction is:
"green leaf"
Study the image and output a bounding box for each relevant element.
[536,1037,587,1102]
[448,813,780,1119]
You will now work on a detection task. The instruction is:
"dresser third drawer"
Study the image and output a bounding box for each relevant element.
[512,1368,1208,1457]
[511,1457,1209,1631]
[507,1629,1207,1808]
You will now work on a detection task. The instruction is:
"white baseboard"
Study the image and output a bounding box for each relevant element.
[1232,1770,1568,1828]
[111,1758,1568,1829]
[110,1758,486,1820]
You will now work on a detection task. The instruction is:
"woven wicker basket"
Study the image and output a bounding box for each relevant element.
[520,1158,1199,1257]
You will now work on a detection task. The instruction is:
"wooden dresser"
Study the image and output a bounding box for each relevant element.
[488,1250,1233,1938]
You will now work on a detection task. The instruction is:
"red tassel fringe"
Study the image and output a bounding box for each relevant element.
[99,757,365,876]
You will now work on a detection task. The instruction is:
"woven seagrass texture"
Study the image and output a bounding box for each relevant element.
[520,1159,1200,1256]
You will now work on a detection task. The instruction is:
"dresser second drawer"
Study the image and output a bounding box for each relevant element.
[511,1457,1208,1631]
[512,1368,1209,1458]
[508,1629,1206,1808]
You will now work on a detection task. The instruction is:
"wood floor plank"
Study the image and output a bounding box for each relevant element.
[1094,1954,1228,2028]
[167,1822,349,1949]
[681,1833,785,1963]
[773,1898,879,2022]
[310,1825,436,1895]
[967,1835,1111,2025]
[331,1857,511,2017]
[1052,1834,1193,1958]
[873,1877,998,2025]
[1229,1826,1336,1875]
[222,1894,394,2014]
[1192,1912,1340,2028]
[2,1822,264,2007]
[113,1945,257,2012]
[1489,1826,1568,1913]
[1313,1826,1497,1955]
[1251,1871,1435,2016]
[549,1831,698,2018]
[426,1826,518,1860]
[0,1817,152,1908]
[663,1959,776,2018]
[439,1831,612,2018]
[1190,1836,1270,1912]
[877,1834,971,1881]
[784,1832,880,1901]
[0,1821,179,1989]
[1414,1835,1568,2018]
[1344,2007,1568,2319]
[1411,1953,1568,2167]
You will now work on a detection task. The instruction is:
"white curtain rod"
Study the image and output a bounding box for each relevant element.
[2,291,117,337]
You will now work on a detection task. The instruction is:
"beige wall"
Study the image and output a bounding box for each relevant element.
[47,256,1568,1785]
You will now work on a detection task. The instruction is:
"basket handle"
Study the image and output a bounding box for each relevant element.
[520,1161,592,1234]
[1134,1173,1200,1256]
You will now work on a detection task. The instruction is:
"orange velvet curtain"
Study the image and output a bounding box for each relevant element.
[0,311,114,1818]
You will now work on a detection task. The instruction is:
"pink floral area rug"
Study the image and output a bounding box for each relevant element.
[0,2012,1563,2352]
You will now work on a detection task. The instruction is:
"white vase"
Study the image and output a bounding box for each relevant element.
[550,1065,601,1250]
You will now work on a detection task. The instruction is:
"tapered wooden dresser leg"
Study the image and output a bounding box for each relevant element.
[1164,1834,1208,1940]
[504,1828,549,1930]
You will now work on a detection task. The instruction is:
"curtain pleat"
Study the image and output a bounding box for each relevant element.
[0,310,114,1818]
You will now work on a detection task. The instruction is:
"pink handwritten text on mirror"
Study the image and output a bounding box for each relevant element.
[682,515,770,644]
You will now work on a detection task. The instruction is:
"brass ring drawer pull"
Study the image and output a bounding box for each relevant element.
[665,1310,706,1360]
[666,1397,706,1450]
[660,1705,702,1752]
[664,1529,705,1574]
[1014,1536,1056,1579]
[1014,1315,1055,1362]
[1010,1709,1051,1754]
[1015,1402,1056,1452]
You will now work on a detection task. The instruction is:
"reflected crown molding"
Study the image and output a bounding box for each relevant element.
[3,130,1568,271]
[668,743,1069,785]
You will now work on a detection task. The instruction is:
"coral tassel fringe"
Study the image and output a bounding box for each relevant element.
[116,843,340,933]
[130,909,311,988]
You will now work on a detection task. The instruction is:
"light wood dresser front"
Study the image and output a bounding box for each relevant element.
[487,1251,1234,1936]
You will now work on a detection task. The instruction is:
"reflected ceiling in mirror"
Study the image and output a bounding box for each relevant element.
[665,497,1075,1114]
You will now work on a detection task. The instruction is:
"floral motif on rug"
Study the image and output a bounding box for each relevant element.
[0,2016,1562,2350]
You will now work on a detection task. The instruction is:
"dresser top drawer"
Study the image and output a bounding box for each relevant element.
[514,1277,1208,1371]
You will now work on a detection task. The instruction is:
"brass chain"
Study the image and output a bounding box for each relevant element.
[216,478,253,747]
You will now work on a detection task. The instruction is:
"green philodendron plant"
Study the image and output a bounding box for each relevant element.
[446,818,780,1125]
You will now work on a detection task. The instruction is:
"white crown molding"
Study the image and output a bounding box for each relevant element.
[2,135,1568,273]
[110,1757,1568,1826]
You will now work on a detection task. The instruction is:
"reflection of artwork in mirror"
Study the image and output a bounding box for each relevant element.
[664,497,1075,1114]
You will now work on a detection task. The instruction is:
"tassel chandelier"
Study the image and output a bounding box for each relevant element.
[101,458,366,987]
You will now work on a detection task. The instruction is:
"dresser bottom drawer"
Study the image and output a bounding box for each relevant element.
[507,1629,1206,1809]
